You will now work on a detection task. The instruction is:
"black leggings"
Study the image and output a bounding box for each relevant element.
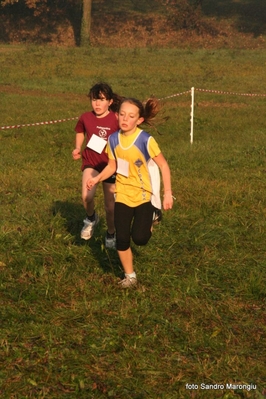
[114,201,154,251]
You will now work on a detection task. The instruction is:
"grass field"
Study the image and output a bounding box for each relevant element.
[0,45,266,398]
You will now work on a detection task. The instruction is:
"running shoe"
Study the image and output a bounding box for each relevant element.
[152,208,162,225]
[118,275,137,288]
[105,231,116,249]
[80,213,99,240]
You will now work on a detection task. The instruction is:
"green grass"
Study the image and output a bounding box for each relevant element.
[0,45,266,398]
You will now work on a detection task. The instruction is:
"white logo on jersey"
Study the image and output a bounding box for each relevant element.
[98,129,107,138]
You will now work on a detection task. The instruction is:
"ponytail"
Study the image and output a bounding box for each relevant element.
[143,97,160,126]
[110,93,125,113]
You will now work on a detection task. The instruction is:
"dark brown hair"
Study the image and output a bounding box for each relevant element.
[88,82,123,113]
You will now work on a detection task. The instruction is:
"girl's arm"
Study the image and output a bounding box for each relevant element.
[87,159,117,190]
[72,132,85,160]
[153,152,173,210]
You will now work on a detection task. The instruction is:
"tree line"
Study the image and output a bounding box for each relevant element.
[0,0,205,46]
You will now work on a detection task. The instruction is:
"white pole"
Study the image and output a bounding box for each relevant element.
[190,87,194,144]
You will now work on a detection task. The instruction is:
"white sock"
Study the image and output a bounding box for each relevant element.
[125,272,136,279]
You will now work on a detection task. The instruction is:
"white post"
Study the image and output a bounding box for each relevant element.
[190,87,194,144]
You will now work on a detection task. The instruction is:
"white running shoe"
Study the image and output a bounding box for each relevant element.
[118,275,137,288]
[80,213,99,240]
[105,231,116,249]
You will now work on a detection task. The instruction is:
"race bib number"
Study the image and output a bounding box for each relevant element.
[87,134,107,154]
[117,158,129,177]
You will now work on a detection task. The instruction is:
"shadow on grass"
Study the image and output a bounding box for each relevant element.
[51,200,123,278]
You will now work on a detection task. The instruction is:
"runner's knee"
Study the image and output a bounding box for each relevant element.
[132,231,151,246]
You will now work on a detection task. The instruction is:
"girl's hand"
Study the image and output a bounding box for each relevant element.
[163,192,174,210]
[87,177,98,191]
[72,148,81,160]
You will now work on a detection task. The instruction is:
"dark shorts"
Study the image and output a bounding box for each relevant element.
[103,174,116,184]
[83,165,116,184]
[114,201,154,251]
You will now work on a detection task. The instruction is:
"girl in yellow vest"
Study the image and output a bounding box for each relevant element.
[87,97,173,287]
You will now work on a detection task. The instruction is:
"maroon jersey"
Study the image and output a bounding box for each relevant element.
[75,111,119,172]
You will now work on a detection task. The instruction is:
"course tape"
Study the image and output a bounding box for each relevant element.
[195,88,266,97]
[159,90,191,100]
[1,88,266,130]
[1,117,79,131]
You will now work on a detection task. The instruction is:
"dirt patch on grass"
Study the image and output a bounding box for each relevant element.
[0,85,254,110]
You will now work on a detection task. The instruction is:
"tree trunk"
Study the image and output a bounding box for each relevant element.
[80,0,92,47]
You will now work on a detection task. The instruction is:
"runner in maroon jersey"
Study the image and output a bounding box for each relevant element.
[72,82,123,248]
